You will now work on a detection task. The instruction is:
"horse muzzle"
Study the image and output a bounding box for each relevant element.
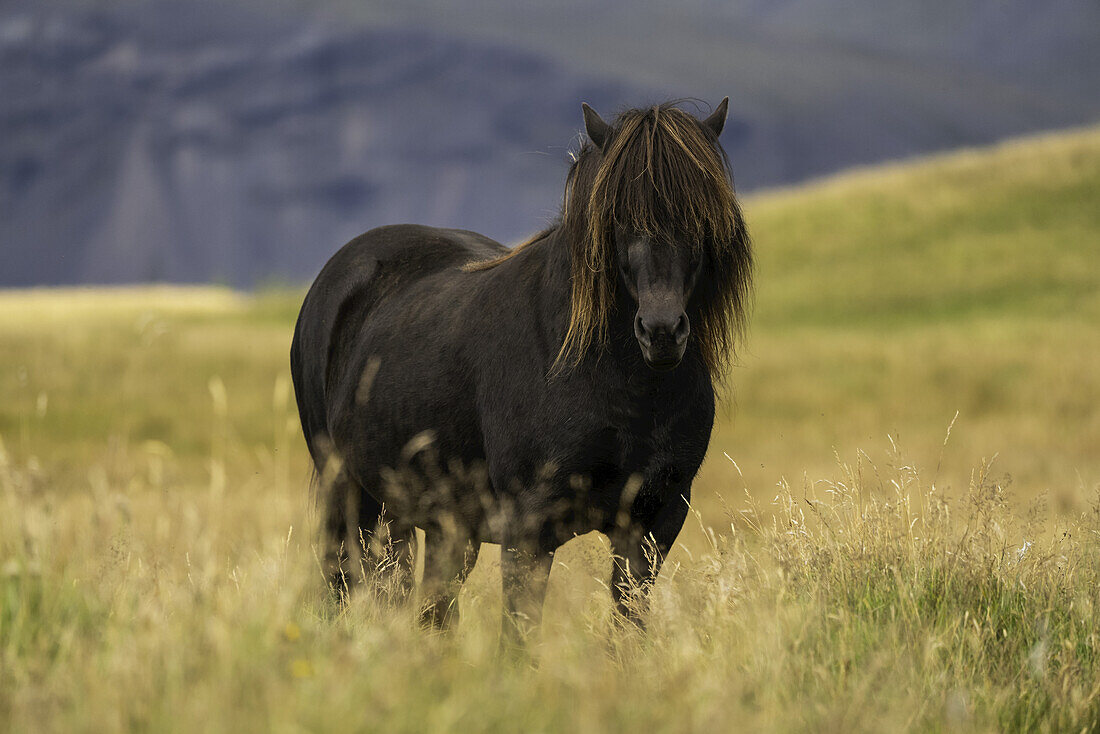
[635,312,689,371]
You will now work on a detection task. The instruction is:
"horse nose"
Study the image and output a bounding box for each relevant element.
[635,312,690,347]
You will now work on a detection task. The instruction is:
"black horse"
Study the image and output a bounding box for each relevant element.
[290,99,753,640]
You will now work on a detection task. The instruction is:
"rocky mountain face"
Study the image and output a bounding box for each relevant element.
[2,0,1097,286]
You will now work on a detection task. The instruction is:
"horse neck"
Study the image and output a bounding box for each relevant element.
[534,227,575,337]
[537,227,638,367]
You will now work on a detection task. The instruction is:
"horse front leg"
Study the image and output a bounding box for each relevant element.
[419,526,479,630]
[499,526,556,650]
[609,488,691,627]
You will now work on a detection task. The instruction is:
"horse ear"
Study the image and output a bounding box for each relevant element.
[703,97,729,137]
[581,103,610,149]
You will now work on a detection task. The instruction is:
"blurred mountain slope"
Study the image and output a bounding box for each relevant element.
[1,0,1097,286]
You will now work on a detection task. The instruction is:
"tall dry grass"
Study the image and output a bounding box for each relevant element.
[3,404,1098,732]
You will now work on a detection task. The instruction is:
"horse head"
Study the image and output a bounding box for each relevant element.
[560,99,753,376]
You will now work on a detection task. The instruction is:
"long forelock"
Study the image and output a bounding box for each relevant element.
[598,108,738,246]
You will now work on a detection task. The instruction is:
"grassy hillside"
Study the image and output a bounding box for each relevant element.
[2,126,1099,732]
[704,125,1100,519]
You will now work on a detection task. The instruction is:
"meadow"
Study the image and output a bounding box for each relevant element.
[2,125,1099,732]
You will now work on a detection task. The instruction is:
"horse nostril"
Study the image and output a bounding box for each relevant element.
[674,314,689,343]
[634,315,651,346]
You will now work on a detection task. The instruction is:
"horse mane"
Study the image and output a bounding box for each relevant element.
[463,227,556,272]
[468,101,754,380]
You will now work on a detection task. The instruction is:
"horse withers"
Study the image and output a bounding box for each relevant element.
[290,99,753,642]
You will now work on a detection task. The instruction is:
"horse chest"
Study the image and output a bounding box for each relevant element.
[549,405,693,534]
[589,382,704,486]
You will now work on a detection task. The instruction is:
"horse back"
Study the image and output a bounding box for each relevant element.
[290,224,506,469]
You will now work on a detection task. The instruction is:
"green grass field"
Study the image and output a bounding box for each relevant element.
[2,126,1099,732]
